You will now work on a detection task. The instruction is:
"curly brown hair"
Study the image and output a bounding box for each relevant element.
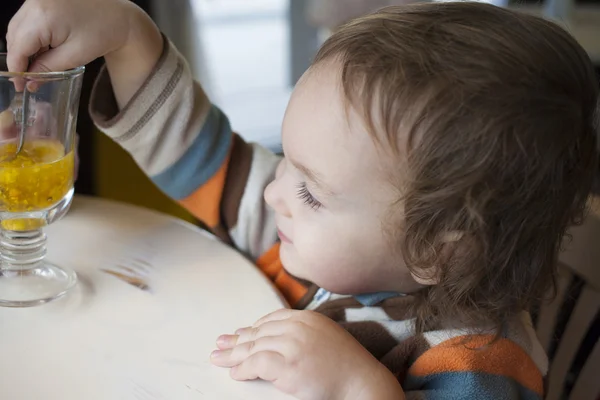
[314,2,599,333]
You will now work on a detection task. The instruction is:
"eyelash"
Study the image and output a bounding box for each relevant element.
[296,182,322,210]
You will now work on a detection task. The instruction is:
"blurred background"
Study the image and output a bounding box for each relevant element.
[0,0,598,222]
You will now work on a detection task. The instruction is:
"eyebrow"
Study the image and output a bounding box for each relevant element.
[289,159,336,197]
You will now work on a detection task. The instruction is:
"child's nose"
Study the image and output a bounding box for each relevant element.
[264,168,292,218]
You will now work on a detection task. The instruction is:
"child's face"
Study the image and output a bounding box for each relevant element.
[264,61,425,295]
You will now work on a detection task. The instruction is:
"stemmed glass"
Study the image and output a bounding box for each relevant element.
[0,54,84,307]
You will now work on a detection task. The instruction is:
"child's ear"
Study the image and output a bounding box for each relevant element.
[410,231,464,286]
[410,270,438,286]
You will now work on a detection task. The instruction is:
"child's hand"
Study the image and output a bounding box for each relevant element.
[6,0,133,73]
[211,309,405,400]
[7,0,162,108]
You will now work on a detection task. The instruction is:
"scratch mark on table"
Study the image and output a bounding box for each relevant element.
[101,268,151,292]
[131,380,164,399]
[185,384,204,396]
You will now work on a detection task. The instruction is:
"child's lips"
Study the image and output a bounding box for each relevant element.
[277,229,292,243]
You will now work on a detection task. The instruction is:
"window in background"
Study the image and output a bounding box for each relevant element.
[191,0,290,151]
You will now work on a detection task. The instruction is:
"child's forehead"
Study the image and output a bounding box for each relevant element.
[282,63,401,197]
[284,63,364,159]
[299,60,409,151]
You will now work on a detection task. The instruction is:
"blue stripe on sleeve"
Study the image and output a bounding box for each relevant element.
[152,105,232,199]
[403,371,542,400]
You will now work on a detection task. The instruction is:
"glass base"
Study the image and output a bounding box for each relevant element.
[0,262,77,307]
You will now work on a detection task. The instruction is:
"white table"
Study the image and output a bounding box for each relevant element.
[0,196,292,400]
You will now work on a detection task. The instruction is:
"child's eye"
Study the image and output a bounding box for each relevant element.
[296,182,322,210]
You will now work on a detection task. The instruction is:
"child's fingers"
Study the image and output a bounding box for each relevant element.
[229,351,284,382]
[27,46,51,78]
[6,51,31,75]
[252,308,297,327]
[5,4,27,51]
[210,336,286,368]
[27,42,88,74]
[7,8,79,74]
[216,318,295,351]
[215,334,239,350]
[0,110,18,141]
[6,20,52,72]
[9,77,26,93]
[235,319,296,345]
[26,81,41,93]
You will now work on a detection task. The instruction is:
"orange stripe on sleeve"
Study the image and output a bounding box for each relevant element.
[179,149,231,228]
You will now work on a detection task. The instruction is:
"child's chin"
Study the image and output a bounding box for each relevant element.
[279,246,294,269]
[280,255,304,280]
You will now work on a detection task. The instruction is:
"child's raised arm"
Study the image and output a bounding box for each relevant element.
[7,0,280,260]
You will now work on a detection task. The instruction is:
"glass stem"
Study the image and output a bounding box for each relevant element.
[0,229,46,271]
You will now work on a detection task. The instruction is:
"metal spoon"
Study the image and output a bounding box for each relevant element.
[4,88,31,161]
[8,56,35,160]
[14,86,29,156]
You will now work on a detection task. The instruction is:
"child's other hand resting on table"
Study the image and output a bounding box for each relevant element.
[212,309,404,400]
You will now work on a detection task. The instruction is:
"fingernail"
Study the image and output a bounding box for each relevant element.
[217,334,237,347]
[210,350,222,359]
[235,328,248,335]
